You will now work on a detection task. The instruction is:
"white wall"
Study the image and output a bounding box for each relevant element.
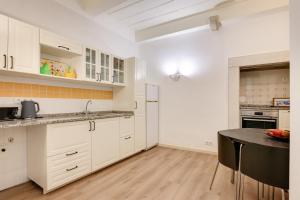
[289,1,299,199]
[139,9,289,152]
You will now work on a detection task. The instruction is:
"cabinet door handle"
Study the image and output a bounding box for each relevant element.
[89,121,92,131]
[66,151,78,156]
[125,136,131,140]
[10,56,13,69]
[58,45,70,51]
[3,54,6,68]
[98,73,102,82]
[92,121,96,131]
[99,73,103,82]
[134,101,138,109]
[112,75,115,83]
[66,165,78,172]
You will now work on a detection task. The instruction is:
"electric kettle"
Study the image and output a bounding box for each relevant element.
[21,100,40,119]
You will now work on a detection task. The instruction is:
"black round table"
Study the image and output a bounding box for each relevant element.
[217,128,289,200]
[218,128,289,149]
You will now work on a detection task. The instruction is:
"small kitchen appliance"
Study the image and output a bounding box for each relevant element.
[21,100,40,119]
[0,107,18,121]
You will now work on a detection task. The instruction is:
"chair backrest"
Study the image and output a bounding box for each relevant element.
[218,133,240,171]
[240,143,289,189]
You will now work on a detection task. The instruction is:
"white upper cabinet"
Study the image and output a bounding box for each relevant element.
[0,13,130,86]
[0,15,8,71]
[40,29,82,55]
[112,56,126,85]
[135,59,146,96]
[0,16,39,74]
[8,18,39,74]
[99,52,112,83]
[84,47,99,82]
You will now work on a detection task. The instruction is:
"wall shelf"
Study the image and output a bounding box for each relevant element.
[0,69,125,88]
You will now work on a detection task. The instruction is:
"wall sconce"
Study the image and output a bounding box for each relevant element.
[169,71,183,81]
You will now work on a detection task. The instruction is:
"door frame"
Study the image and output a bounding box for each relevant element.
[228,50,289,129]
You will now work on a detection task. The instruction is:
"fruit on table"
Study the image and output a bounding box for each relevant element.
[267,129,290,137]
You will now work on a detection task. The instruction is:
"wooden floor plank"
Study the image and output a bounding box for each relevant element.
[0,147,288,200]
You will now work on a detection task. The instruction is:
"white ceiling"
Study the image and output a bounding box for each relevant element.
[101,0,228,30]
[55,0,229,31]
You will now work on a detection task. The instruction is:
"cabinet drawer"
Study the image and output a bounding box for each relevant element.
[120,116,134,137]
[47,121,91,156]
[47,143,90,170]
[120,135,134,159]
[47,158,90,190]
[40,29,82,55]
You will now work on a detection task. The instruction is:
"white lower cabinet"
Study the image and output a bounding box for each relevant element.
[120,135,134,159]
[91,118,120,171]
[27,116,135,194]
[119,116,135,159]
[27,121,92,194]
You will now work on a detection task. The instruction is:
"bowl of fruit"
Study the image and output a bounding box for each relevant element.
[265,129,290,141]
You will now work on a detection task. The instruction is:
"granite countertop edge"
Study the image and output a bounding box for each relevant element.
[0,111,134,129]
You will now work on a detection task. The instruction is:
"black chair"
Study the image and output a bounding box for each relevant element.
[210,133,241,197]
[239,143,289,200]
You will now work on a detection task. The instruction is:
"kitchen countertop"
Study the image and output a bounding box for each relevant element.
[240,104,290,110]
[0,111,134,129]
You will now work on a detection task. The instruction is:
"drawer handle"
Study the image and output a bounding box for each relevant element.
[125,136,131,140]
[58,45,70,51]
[124,116,131,119]
[66,151,78,156]
[66,165,78,172]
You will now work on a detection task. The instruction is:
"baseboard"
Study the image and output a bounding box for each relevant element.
[158,143,217,156]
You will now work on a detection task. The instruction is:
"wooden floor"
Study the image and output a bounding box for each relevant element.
[0,147,287,200]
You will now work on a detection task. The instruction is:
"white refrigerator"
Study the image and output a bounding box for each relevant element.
[146,84,159,149]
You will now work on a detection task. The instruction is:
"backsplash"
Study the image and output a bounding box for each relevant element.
[0,82,112,100]
[0,81,113,115]
[240,68,290,105]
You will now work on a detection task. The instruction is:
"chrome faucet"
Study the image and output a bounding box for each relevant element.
[85,100,92,116]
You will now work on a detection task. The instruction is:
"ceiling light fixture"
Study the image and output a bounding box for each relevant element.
[169,71,182,81]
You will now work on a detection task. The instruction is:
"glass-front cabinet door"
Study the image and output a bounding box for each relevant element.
[84,47,99,81]
[99,52,111,83]
[112,57,125,85]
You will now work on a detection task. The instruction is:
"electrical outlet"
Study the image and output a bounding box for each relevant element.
[204,141,213,146]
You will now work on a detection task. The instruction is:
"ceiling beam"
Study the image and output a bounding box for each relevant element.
[135,0,289,42]
[79,0,128,15]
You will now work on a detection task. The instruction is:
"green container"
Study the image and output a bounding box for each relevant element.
[40,63,51,75]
